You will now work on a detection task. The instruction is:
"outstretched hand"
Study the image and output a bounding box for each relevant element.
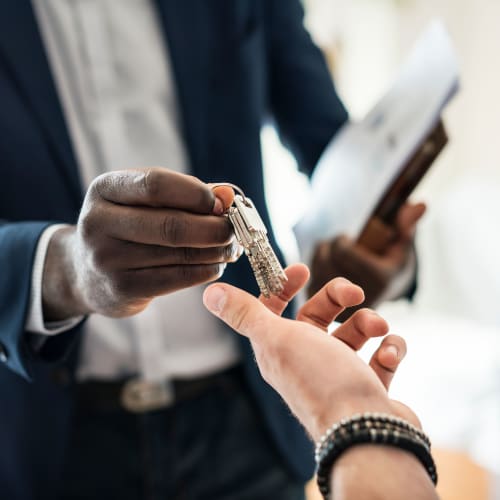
[203,264,418,441]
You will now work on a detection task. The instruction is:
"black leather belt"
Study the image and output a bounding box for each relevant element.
[75,365,242,414]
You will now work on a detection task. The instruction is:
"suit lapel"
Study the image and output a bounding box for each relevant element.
[155,0,212,180]
[0,2,82,203]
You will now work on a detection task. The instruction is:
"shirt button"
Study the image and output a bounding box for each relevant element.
[0,343,8,363]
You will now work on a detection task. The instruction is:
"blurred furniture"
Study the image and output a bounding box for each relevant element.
[433,449,490,500]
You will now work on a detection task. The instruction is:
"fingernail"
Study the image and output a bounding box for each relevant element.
[386,344,399,360]
[213,197,224,215]
[205,286,227,314]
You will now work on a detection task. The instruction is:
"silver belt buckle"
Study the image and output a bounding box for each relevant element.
[120,378,174,413]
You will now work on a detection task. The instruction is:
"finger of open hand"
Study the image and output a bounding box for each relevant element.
[259,264,310,316]
[91,168,217,214]
[369,334,407,390]
[332,308,389,349]
[297,277,364,330]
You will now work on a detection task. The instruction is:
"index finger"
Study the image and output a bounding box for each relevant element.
[259,264,310,316]
[92,168,217,214]
[297,277,365,330]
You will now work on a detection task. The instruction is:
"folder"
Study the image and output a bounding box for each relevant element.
[293,20,459,261]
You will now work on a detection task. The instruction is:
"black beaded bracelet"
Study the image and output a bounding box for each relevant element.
[315,413,437,500]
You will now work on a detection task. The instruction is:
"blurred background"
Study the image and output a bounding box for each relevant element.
[261,1,500,499]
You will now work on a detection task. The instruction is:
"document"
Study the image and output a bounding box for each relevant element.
[293,20,459,261]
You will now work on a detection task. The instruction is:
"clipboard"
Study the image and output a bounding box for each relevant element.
[357,119,448,253]
[293,21,459,263]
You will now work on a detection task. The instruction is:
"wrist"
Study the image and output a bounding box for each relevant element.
[42,226,91,320]
[312,394,394,441]
[331,445,437,500]
[316,413,437,500]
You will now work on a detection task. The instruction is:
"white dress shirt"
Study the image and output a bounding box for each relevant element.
[28,0,240,381]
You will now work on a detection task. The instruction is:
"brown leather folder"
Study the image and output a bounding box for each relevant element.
[357,119,448,253]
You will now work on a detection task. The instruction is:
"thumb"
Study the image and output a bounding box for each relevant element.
[210,184,235,214]
[396,202,426,241]
[203,283,276,341]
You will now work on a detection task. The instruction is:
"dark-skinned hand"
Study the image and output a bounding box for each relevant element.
[308,202,426,319]
[42,168,237,321]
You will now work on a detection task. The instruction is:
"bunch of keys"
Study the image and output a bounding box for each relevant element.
[214,183,287,298]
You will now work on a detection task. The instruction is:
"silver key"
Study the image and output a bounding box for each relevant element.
[227,194,287,298]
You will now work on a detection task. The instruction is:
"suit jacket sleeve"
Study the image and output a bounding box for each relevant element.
[0,221,80,380]
[264,0,349,176]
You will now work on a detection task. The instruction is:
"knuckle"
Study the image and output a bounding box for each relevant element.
[78,210,99,241]
[142,168,161,199]
[200,188,215,213]
[181,246,199,263]
[228,304,251,332]
[213,219,233,245]
[89,172,126,204]
[358,307,375,318]
[228,305,268,339]
[326,279,344,300]
[211,244,234,263]
[188,176,214,213]
[88,173,108,198]
[90,244,112,271]
[202,263,224,281]
[352,309,372,333]
[163,214,186,246]
[180,263,220,286]
[179,263,195,283]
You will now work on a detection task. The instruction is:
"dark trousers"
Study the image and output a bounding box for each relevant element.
[60,368,305,500]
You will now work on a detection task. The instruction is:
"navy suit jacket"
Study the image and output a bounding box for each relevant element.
[0,1,348,497]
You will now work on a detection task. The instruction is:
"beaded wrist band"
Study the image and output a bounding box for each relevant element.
[315,413,437,500]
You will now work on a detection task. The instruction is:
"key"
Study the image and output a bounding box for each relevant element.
[227,194,288,298]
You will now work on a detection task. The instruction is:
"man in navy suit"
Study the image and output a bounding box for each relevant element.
[0,1,422,498]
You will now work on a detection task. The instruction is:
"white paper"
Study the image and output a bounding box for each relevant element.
[293,20,460,261]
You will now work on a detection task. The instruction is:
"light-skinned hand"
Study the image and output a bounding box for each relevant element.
[203,264,419,441]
